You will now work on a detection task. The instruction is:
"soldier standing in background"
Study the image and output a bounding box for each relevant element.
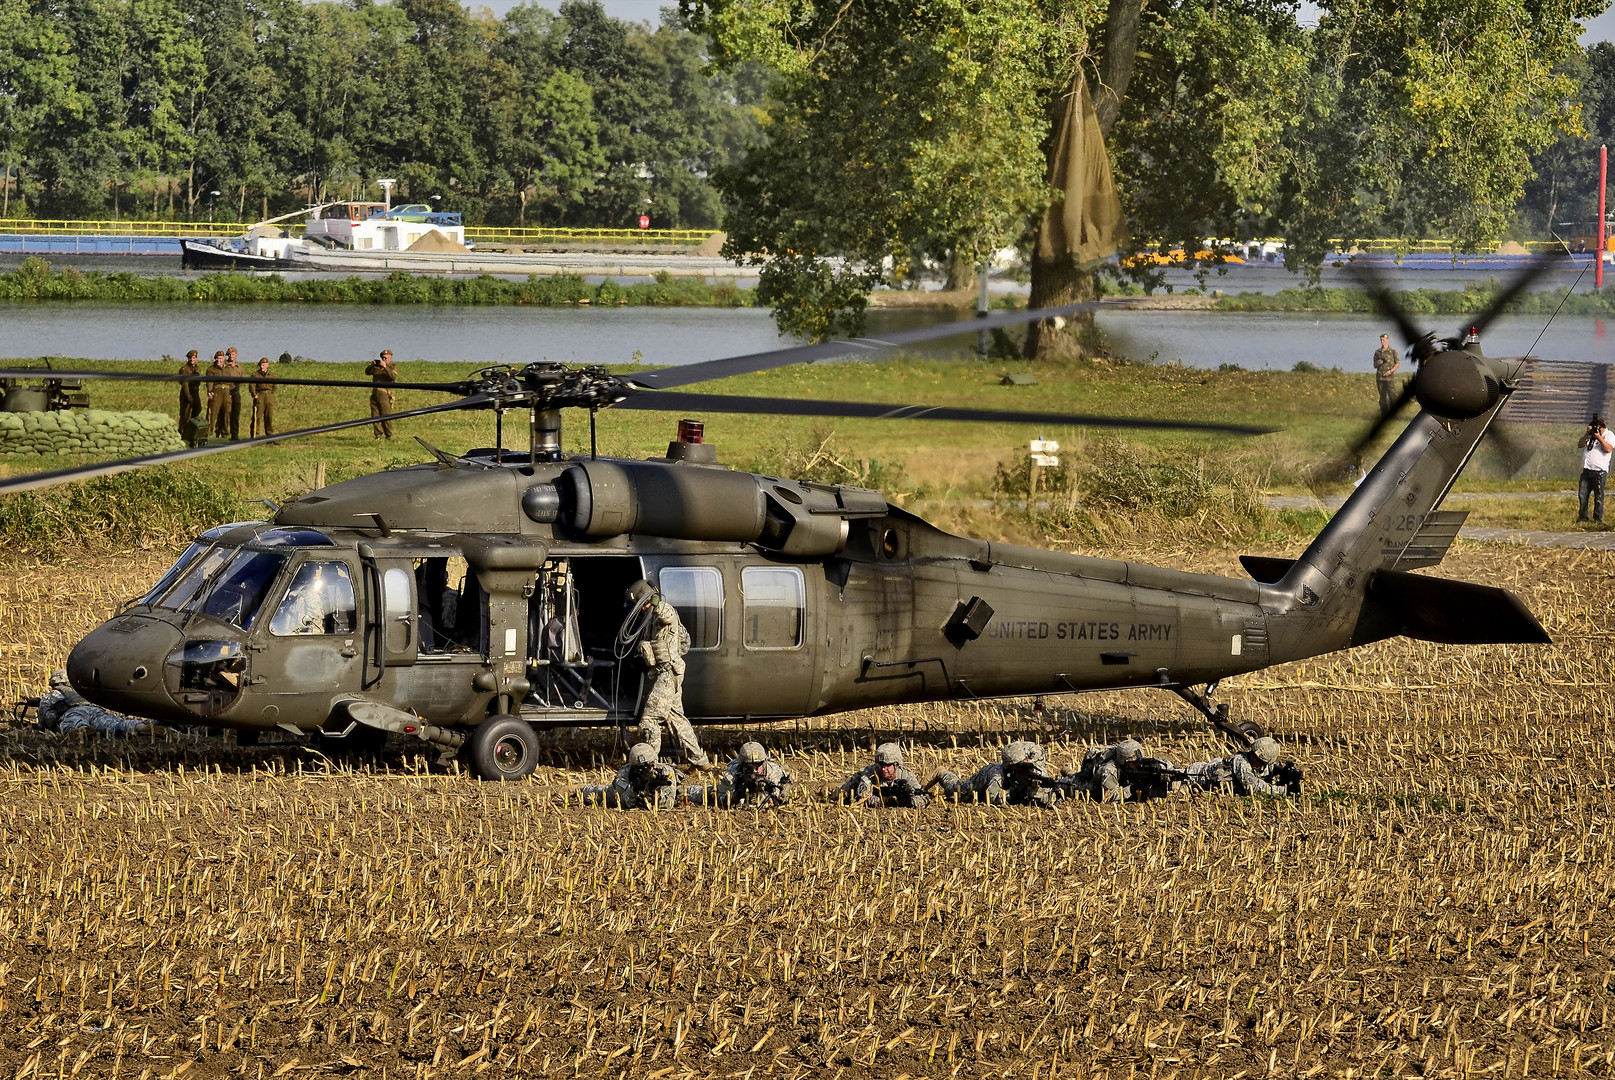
[366,349,398,439]
[207,351,231,439]
[836,742,930,807]
[250,356,276,437]
[626,580,711,769]
[177,350,202,446]
[1372,333,1401,416]
[224,346,245,439]
[578,742,687,809]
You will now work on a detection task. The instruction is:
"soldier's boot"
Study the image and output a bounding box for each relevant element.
[638,716,664,758]
[929,770,962,801]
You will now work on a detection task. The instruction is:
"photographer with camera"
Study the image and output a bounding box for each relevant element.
[1578,416,1613,524]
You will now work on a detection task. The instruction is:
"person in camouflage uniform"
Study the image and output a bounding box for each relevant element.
[1074,738,1152,802]
[1373,333,1402,416]
[628,580,711,769]
[1185,736,1295,796]
[836,742,930,807]
[690,741,794,807]
[578,742,688,809]
[930,740,1064,807]
[36,670,149,736]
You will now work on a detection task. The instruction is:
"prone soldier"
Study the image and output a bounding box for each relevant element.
[930,740,1064,807]
[1185,737,1299,796]
[836,742,929,807]
[36,670,149,737]
[1072,739,1184,802]
[691,741,793,807]
[578,742,687,809]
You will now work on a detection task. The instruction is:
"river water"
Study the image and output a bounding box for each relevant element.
[2,301,1609,372]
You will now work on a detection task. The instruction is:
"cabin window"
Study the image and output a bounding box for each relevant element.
[382,567,413,650]
[269,561,357,636]
[414,556,479,654]
[194,550,287,630]
[658,567,723,650]
[741,566,804,650]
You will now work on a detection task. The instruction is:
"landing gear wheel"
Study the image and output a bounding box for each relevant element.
[466,715,540,781]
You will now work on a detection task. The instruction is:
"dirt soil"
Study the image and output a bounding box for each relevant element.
[0,542,1612,1078]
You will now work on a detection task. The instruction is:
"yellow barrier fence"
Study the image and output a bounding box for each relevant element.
[0,218,720,246]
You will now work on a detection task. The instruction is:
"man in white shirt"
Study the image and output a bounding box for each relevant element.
[1578,416,1613,523]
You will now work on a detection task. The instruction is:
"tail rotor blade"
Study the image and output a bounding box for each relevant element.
[1348,261,1429,352]
[1465,251,1564,339]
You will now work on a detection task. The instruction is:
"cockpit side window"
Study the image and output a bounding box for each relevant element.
[270,561,357,636]
[193,551,288,629]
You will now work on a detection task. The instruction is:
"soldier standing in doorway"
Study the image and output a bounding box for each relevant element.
[177,350,202,446]
[625,580,711,770]
[224,346,245,439]
[366,349,398,439]
[250,356,276,438]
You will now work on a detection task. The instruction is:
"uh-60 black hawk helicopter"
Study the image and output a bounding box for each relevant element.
[0,265,1554,780]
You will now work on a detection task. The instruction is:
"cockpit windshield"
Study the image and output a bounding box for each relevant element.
[139,540,213,606]
[186,550,288,629]
[153,544,238,611]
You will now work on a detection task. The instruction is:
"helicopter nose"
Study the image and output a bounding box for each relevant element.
[67,615,184,719]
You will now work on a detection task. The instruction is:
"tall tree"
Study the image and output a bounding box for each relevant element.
[0,0,77,215]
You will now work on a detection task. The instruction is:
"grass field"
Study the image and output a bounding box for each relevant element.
[1,529,1613,1078]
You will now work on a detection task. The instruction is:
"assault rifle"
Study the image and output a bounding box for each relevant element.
[1269,759,1304,796]
[1124,758,1193,802]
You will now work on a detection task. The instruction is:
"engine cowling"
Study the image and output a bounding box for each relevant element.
[1415,349,1502,419]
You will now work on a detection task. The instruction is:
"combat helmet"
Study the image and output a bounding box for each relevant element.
[627,742,658,767]
[625,580,659,608]
[737,741,767,765]
[1001,740,1036,767]
[48,669,71,691]
[874,742,904,766]
[1251,736,1281,765]
[1115,739,1144,765]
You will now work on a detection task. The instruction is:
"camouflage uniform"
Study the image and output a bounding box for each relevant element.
[1186,737,1292,796]
[932,740,1064,807]
[837,742,930,807]
[690,742,793,807]
[366,352,398,439]
[37,670,148,737]
[1075,738,1145,802]
[1373,342,1401,415]
[632,586,709,768]
[578,743,688,810]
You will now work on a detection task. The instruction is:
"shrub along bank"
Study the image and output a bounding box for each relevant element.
[0,259,756,307]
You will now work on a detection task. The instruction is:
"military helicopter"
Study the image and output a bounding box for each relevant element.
[0,275,1553,781]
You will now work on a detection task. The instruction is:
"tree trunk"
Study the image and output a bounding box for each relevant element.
[519,184,527,226]
[3,166,9,217]
[943,248,977,292]
[1025,0,1143,361]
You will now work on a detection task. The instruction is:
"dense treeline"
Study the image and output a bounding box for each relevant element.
[0,0,763,227]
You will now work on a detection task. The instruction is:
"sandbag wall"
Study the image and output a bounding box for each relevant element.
[0,410,184,457]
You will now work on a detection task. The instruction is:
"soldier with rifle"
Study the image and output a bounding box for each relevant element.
[836,742,929,807]
[578,742,688,809]
[929,740,1065,807]
[1185,736,1300,796]
[691,741,794,807]
[1072,738,1187,802]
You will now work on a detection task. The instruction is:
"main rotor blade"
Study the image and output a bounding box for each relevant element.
[1332,379,1419,475]
[0,394,493,496]
[0,368,473,393]
[1347,262,1428,351]
[625,300,1130,391]
[1465,251,1563,339]
[613,390,1274,436]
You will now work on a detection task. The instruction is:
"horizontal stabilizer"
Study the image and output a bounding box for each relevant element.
[1240,555,1295,584]
[1352,570,1551,646]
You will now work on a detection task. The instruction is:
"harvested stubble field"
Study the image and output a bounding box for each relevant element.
[1,541,1614,1079]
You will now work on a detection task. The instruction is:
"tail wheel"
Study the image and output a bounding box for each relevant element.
[466,715,540,781]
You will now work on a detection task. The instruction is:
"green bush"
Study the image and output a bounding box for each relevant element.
[0,466,244,555]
